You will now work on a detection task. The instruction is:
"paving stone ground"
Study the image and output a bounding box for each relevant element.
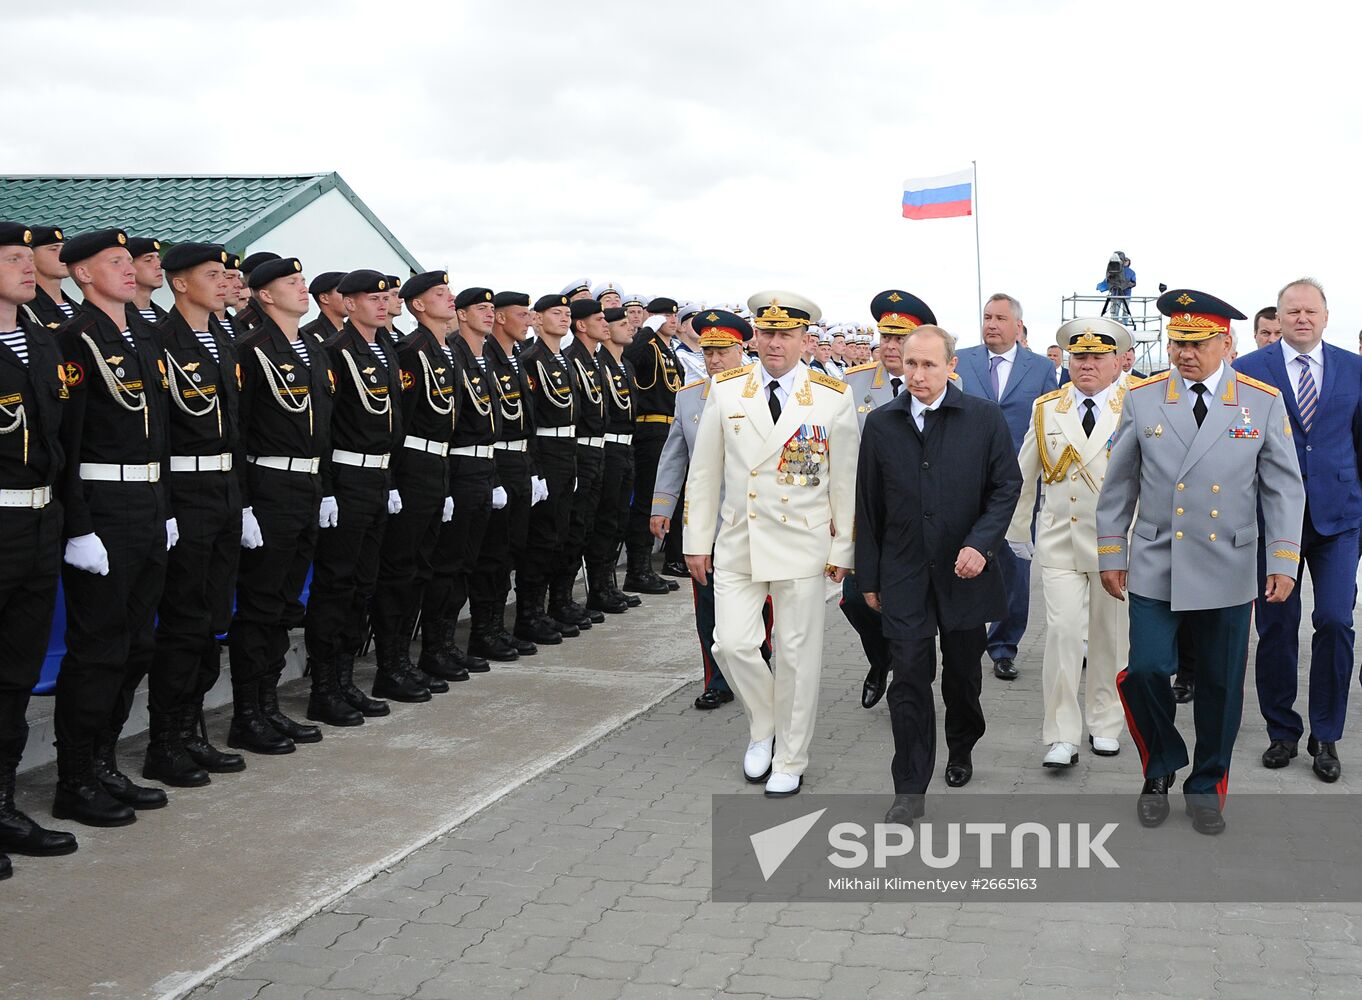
[188,576,1362,1000]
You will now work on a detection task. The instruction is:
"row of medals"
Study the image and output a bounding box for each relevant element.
[779,438,825,486]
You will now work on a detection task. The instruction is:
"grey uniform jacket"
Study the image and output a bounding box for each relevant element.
[652,377,709,522]
[842,362,894,430]
[1096,365,1304,611]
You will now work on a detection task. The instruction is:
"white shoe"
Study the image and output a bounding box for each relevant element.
[743,738,774,782]
[765,771,802,796]
[1089,735,1121,756]
[1043,742,1079,768]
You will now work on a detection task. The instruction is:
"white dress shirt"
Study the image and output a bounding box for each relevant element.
[759,364,799,410]
[909,386,947,432]
[987,342,1020,399]
[1280,338,1324,407]
[1070,381,1116,416]
[1185,361,1228,403]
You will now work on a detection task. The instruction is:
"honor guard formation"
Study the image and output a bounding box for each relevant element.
[0,215,1354,883]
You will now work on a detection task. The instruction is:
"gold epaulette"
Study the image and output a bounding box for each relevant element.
[679,378,707,392]
[713,363,754,384]
[1237,372,1280,396]
[843,362,877,375]
[808,370,847,393]
[1129,371,1170,390]
[948,372,960,382]
[1034,387,1066,407]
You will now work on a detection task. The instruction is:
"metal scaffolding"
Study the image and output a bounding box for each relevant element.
[1061,293,1165,374]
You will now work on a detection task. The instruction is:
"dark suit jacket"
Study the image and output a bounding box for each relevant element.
[953,344,1058,452]
[854,383,1022,639]
[1234,342,1362,536]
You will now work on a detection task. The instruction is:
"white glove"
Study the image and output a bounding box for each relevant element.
[319,495,339,528]
[491,486,508,509]
[166,518,179,550]
[442,496,454,522]
[1008,540,1034,561]
[241,506,264,549]
[531,475,548,505]
[64,533,110,576]
[388,489,403,515]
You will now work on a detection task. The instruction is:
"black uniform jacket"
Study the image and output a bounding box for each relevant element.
[0,309,66,489]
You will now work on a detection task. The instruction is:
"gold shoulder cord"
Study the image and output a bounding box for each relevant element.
[165,350,223,438]
[341,347,392,432]
[653,340,682,392]
[81,331,148,439]
[253,345,313,434]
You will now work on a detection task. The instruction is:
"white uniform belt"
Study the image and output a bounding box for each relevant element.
[495,440,530,452]
[0,485,52,508]
[403,435,449,457]
[578,436,606,448]
[604,433,633,445]
[332,449,390,469]
[535,425,576,438]
[449,444,495,459]
[248,455,320,475]
[169,453,233,473]
[79,462,161,483]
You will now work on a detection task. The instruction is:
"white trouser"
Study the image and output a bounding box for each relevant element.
[713,567,827,776]
[1040,565,1128,744]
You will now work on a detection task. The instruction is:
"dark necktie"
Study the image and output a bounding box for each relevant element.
[890,376,903,397]
[1081,398,1096,438]
[768,381,782,423]
[1192,383,1208,427]
[1295,356,1317,434]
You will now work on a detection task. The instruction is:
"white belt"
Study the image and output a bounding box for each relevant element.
[605,433,633,445]
[248,455,320,475]
[578,436,606,449]
[536,425,576,438]
[170,453,233,473]
[403,435,449,457]
[495,440,530,452]
[0,485,52,508]
[332,449,390,469]
[449,445,495,459]
[79,462,161,483]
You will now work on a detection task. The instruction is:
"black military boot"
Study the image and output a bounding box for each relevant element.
[372,632,432,703]
[259,673,323,743]
[94,733,168,809]
[334,652,389,717]
[622,548,670,594]
[142,710,211,788]
[417,617,470,682]
[549,577,593,630]
[435,614,491,673]
[607,560,641,607]
[586,562,629,614]
[52,742,134,828]
[514,582,563,645]
[231,679,298,751]
[468,602,519,662]
[399,615,448,692]
[0,736,78,856]
[308,656,368,725]
[182,706,245,773]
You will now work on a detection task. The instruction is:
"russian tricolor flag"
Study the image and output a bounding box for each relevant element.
[902,169,973,220]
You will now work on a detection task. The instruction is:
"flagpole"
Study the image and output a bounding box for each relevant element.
[972,159,982,333]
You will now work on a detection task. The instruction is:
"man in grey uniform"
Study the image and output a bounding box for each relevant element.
[1098,288,1304,835]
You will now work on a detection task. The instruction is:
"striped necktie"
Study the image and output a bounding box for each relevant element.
[1296,356,1317,434]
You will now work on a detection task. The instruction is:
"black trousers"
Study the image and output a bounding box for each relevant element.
[663,484,685,562]
[0,503,62,754]
[887,626,987,795]
[230,466,320,684]
[304,467,387,663]
[558,443,606,578]
[150,472,241,716]
[585,443,633,567]
[373,451,446,637]
[473,448,533,610]
[521,439,576,588]
[55,482,167,749]
[625,422,668,552]
[424,455,494,621]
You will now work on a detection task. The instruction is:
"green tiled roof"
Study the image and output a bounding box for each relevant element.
[0,172,421,271]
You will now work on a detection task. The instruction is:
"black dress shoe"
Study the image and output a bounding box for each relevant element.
[1262,739,1298,769]
[884,794,925,826]
[1185,800,1226,835]
[694,689,734,710]
[944,759,972,787]
[661,559,689,578]
[1309,737,1341,783]
[861,663,890,709]
[0,808,79,856]
[1172,680,1194,704]
[1137,773,1174,827]
[992,658,1018,681]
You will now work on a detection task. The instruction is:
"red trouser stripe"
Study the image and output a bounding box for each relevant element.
[1116,668,1151,773]
[693,580,714,687]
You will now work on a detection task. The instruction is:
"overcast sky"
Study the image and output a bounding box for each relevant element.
[6,0,1360,350]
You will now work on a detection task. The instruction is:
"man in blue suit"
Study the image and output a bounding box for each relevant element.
[954,293,1059,679]
[1234,278,1362,782]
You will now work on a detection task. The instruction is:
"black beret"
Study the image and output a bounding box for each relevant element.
[570,299,602,321]
[603,307,627,323]
[249,257,304,289]
[646,297,678,315]
[384,274,402,290]
[0,222,33,248]
[455,287,494,310]
[400,270,450,301]
[60,228,129,264]
[493,291,530,308]
[336,269,389,295]
[161,242,229,272]
[309,271,346,296]
[240,251,281,276]
[224,251,242,270]
[126,236,162,258]
[533,293,570,312]
[29,225,64,247]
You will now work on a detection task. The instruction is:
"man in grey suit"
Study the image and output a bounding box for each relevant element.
[954,293,1059,680]
[1097,288,1304,835]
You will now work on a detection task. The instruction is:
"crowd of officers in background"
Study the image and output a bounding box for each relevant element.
[0,221,721,881]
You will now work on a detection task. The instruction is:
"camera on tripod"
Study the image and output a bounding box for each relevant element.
[1105,252,1133,295]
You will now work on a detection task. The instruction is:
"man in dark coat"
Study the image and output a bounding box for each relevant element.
[854,324,1021,825]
